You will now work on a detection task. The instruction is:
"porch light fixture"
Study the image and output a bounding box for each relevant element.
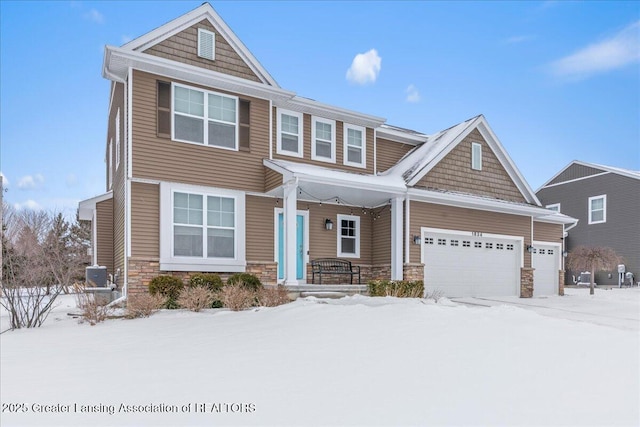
[413,235,422,245]
[526,245,535,253]
[324,218,333,231]
[562,251,568,258]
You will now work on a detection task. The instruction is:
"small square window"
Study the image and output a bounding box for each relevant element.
[438,238,447,246]
[450,239,459,246]
[474,242,482,248]
[485,243,493,249]
[425,237,434,245]
[463,241,471,247]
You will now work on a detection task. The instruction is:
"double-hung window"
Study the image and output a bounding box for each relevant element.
[277,109,303,157]
[343,124,366,168]
[588,195,606,224]
[337,214,360,258]
[172,83,238,150]
[160,183,246,272]
[312,117,336,163]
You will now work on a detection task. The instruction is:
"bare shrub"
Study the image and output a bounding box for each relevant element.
[567,246,622,295]
[0,284,62,329]
[257,286,291,307]
[217,284,255,311]
[125,293,166,319]
[424,288,444,302]
[177,286,215,312]
[76,292,113,326]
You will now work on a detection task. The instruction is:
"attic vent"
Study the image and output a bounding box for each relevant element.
[198,28,215,61]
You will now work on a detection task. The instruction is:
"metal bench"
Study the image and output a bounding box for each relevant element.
[311,258,361,285]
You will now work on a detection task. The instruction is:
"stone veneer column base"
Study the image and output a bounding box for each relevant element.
[403,263,425,281]
[558,270,565,296]
[520,268,534,298]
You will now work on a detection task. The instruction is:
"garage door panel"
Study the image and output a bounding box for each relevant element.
[532,243,559,296]
[423,231,520,297]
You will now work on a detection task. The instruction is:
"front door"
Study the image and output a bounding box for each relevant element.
[278,212,305,281]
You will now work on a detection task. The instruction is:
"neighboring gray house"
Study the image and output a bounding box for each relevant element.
[536,161,640,286]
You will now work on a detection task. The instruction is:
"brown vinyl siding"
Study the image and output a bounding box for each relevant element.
[96,198,114,273]
[143,20,261,83]
[409,201,532,267]
[265,168,282,193]
[108,82,126,281]
[376,138,414,173]
[533,222,562,243]
[131,182,160,258]
[246,195,276,261]
[131,70,270,193]
[272,107,375,175]
[416,129,527,203]
[371,206,391,265]
[547,163,605,186]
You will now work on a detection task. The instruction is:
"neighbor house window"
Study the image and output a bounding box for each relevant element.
[588,195,606,224]
[337,214,360,258]
[115,108,121,170]
[197,28,215,61]
[312,117,336,163]
[277,109,303,157]
[160,182,246,272]
[343,124,366,168]
[172,83,238,150]
[471,142,482,171]
[546,203,560,212]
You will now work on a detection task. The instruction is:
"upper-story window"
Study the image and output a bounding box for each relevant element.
[172,83,238,150]
[115,108,121,170]
[277,109,303,158]
[108,139,113,190]
[312,117,336,163]
[197,28,215,61]
[471,142,482,171]
[546,203,560,212]
[343,124,366,168]
[337,214,360,258]
[588,195,606,224]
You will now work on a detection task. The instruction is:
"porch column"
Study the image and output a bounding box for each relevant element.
[283,180,299,285]
[391,196,404,280]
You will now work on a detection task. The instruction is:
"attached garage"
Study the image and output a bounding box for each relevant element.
[532,241,561,296]
[422,228,522,298]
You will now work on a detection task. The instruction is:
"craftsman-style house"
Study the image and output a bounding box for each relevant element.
[79,3,574,298]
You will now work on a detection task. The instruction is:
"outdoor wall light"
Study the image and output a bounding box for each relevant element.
[562,251,568,258]
[413,235,422,245]
[526,245,535,253]
[324,218,333,231]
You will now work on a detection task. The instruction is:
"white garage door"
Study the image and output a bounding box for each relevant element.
[422,230,521,298]
[532,242,560,296]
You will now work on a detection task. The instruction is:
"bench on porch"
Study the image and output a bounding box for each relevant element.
[311,258,361,285]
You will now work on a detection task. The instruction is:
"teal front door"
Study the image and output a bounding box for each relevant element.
[278,213,304,281]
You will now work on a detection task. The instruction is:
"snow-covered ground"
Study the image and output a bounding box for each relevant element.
[1,289,638,427]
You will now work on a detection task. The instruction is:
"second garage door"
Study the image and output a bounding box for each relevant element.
[422,229,522,298]
[532,242,560,296]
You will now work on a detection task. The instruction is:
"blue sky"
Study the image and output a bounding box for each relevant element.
[1,1,638,218]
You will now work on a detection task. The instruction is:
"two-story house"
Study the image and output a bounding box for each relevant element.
[79,3,575,299]
[537,160,640,287]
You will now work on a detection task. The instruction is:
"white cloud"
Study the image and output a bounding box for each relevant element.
[405,85,420,103]
[505,35,536,44]
[14,200,42,211]
[549,21,640,80]
[84,8,104,24]
[17,174,45,191]
[346,49,381,85]
[0,172,8,188]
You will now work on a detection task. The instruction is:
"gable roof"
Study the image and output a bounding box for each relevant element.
[538,160,640,190]
[381,115,541,205]
[120,3,278,87]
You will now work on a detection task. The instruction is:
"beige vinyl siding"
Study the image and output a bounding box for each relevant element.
[533,222,563,243]
[96,198,114,273]
[108,82,126,280]
[416,129,527,203]
[265,168,282,193]
[272,107,375,175]
[246,195,276,261]
[409,201,532,267]
[376,138,414,173]
[131,182,160,258]
[131,70,270,193]
[143,20,261,83]
[371,206,391,265]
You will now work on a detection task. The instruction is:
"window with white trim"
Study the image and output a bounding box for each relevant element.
[115,108,121,170]
[343,124,366,168]
[197,28,215,61]
[588,195,606,224]
[160,183,246,272]
[312,117,336,162]
[108,139,113,190]
[546,203,560,212]
[172,83,238,150]
[471,142,482,171]
[337,214,360,258]
[277,109,303,157]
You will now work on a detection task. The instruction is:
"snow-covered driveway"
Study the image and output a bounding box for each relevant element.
[453,287,640,331]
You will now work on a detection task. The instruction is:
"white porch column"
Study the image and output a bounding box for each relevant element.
[391,196,404,280]
[283,180,299,285]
